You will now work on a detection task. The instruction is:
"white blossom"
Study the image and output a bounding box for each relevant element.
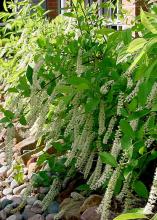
[145,137,154,148]
[98,100,105,136]
[5,126,15,167]
[42,178,60,211]
[83,151,95,179]
[98,166,121,220]
[103,116,117,144]
[96,128,121,189]
[146,82,157,109]
[100,80,114,95]
[130,119,139,131]
[125,80,142,103]
[144,166,157,214]
[117,92,124,116]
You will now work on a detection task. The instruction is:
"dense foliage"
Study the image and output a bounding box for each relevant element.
[0,0,157,219]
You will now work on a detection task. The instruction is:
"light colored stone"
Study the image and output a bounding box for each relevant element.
[11,196,22,207]
[80,194,102,214]
[39,187,49,194]
[13,183,27,195]
[81,206,100,220]
[15,137,37,154]
[3,187,13,196]
[27,197,37,205]
[4,204,13,215]
[0,165,8,177]
[6,213,22,220]
[24,167,28,175]
[0,152,5,164]
[28,214,44,220]
[28,162,36,179]
[31,200,43,214]
[22,205,35,220]
[0,210,7,220]
[6,167,13,177]
[46,214,55,220]
[60,198,84,220]
[11,179,19,189]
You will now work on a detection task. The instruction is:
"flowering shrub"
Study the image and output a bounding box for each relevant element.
[0,0,157,219]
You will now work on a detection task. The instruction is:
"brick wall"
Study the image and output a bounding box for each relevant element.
[47,0,58,18]
[46,0,147,19]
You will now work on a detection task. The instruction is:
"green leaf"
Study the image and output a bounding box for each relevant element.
[141,9,157,34]
[37,153,50,166]
[37,37,46,48]
[0,117,11,123]
[26,65,33,85]
[128,109,150,120]
[19,115,27,125]
[76,184,90,191]
[113,213,147,220]
[68,76,89,89]
[3,0,8,12]
[99,152,118,167]
[120,119,134,139]
[85,98,100,113]
[121,135,132,150]
[133,180,149,199]
[127,38,147,53]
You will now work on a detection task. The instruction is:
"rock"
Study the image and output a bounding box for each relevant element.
[0,143,5,151]
[15,137,37,154]
[20,188,27,195]
[47,201,59,214]
[0,152,5,164]
[46,214,55,220]
[80,195,102,214]
[24,167,28,175]
[0,210,7,220]
[6,176,13,184]
[22,205,36,220]
[1,198,12,209]
[6,167,13,177]
[3,188,13,196]
[10,179,19,189]
[81,206,100,220]
[37,194,45,201]
[28,214,44,220]
[39,187,49,194]
[27,197,37,206]
[31,200,43,214]
[11,196,22,208]
[28,162,36,179]
[0,166,8,177]
[13,183,27,195]
[60,198,84,220]
[6,213,22,220]
[4,203,13,215]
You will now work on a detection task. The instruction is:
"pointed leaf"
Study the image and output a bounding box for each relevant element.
[99,152,118,167]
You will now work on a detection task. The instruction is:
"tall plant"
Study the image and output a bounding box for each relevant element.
[0,0,157,219]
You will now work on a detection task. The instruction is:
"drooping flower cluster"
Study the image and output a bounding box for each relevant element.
[98,165,122,220]
[146,82,157,109]
[96,127,121,189]
[144,166,157,214]
[98,100,105,136]
[117,92,124,116]
[100,80,114,95]
[42,178,61,211]
[5,126,15,167]
[103,116,117,144]
[125,80,143,103]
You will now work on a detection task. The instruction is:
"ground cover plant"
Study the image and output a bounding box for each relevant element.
[0,0,157,219]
